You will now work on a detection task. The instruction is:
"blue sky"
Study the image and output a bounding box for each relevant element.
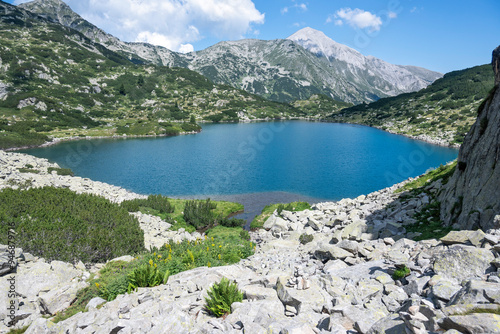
[7,0,500,73]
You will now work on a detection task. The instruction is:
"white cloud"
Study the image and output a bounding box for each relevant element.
[331,8,382,31]
[178,44,195,54]
[281,2,307,15]
[388,11,397,19]
[58,0,264,52]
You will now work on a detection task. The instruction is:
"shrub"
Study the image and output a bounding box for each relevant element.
[183,199,219,230]
[47,167,74,176]
[219,217,246,228]
[121,194,174,214]
[299,233,313,245]
[17,168,39,174]
[127,262,170,293]
[392,265,410,280]
[205,277,243,317]
[0,187,145,263]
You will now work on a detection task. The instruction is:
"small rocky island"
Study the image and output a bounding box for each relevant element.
[0,48,499,334]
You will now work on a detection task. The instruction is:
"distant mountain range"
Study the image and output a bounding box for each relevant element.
[19,0,442,104]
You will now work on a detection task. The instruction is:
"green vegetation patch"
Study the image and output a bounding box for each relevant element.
[205,277,243,318]
[17,168,39,174]
[392,265,410,280]
[47,167,74,176]
[395,162,457,241]
[0,187,145,263]
[123,197,244,233]
[54,227,254,322]
[396,161,457,193]
[250,201,310,229]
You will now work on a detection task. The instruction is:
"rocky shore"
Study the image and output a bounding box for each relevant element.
[1,150,499,333]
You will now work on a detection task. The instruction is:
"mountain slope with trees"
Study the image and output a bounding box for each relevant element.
[326,64,495,146]
[0,1,305,149]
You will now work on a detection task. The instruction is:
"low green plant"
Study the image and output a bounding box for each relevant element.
[392,265,410,280]
[7,325,29,334]
[121,194,175,214]
[239,230,250,241]
[0,187,144,264]
[396,161,457,193]
[17,168,39,174]
[47,167,74,176]
[205,277,243,317]
[299,233,314,245]
[127,262,170,293]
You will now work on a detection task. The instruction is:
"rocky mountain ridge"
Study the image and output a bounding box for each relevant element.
[18,0,441,104]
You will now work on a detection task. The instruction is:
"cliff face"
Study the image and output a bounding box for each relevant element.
[439,46,500,230]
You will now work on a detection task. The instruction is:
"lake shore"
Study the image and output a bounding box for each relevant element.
[4,117,459,152]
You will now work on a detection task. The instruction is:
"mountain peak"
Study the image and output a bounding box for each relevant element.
[287,27,364,65]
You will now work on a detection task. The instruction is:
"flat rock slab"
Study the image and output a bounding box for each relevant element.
[327,260,389,281]
[433,245,494,282]
[440,230,486,247]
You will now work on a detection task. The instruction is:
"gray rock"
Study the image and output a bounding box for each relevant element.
[313,243,352,261]
[433,245,495,281]
[241,285,277,301]
[38,281,88,315]
[0,251,17,276]
[439,313,500,334]
[367,314,406,334]
[86,297,107,310]
[280,322,316,334]
[448,280,500,305]
[276,277,301,316]
[431,279,462,302]
[440,230,486,247]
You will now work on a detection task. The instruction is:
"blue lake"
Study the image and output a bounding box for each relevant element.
[21,121,458,220]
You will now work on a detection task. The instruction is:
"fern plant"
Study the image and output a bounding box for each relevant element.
[205,277,243,317]
[127,263,170,293]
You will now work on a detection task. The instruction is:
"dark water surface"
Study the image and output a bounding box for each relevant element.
[21,122,458,221]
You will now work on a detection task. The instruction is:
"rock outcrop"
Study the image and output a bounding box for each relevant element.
[440,46,500,230]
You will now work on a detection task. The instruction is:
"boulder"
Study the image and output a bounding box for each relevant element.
[0,251,16,276]
[241,285,277,301]
[433,245,495,282]
[367,314,407,334]
[440,230,486,247]
[38,281,88,315]
[439,313,500,334]
[313,243,352,261]
[448,280,500,305]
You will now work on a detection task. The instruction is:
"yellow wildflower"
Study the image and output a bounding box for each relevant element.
[149,259,153,266]
[207,246,209,251]
[218,254,221,260]
[219,245,222,248]
[211,237,214,241]
[212,244,215,247]
[95,283,99,288]
[158,254,162,258]
[207,262,211,267]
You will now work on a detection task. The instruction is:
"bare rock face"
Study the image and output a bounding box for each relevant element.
[439,46,500,230]
[494,45,500,85]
